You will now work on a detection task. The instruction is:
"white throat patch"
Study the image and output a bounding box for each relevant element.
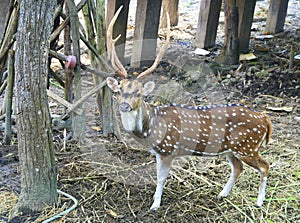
[120,106,143,132]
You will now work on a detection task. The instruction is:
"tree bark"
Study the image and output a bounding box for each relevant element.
[217,0,240,65]
[12,0,57,218]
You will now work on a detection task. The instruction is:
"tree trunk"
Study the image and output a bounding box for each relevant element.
[216,0,240,65]
[12,0,57,219]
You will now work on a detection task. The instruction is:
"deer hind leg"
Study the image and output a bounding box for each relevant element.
[218,153,243,199]
[150,154,173,211]
[240,155,269,207]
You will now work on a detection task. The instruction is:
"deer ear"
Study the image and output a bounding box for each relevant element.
[143,81,155,96]
[106,77,120,92]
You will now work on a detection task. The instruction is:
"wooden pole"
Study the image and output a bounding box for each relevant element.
[4,50,14,145]
[237,0,256,53]
[66,0,85,140]
[106,0,130,63]
[216,0,240,65]
[265,0,289,34]
[195,0,222,48]
[160,0,179,27]
[131,0,162,68]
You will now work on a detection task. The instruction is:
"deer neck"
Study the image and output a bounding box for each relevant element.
[120,101,153,138]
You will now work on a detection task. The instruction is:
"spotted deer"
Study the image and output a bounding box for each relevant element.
[106,7,272,211]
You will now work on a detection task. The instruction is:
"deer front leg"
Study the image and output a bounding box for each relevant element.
[150,154,173,211]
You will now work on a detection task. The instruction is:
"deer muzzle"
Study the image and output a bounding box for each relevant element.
[119,102,132,112]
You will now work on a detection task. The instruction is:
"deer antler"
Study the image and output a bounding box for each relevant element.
[137,13,171,79]
[107,6,128,79]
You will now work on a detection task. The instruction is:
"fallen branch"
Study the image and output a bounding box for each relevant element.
[46,90,83,115]
[66,80,106,114]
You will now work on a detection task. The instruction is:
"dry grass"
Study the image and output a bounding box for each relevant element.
[1,106,299,223]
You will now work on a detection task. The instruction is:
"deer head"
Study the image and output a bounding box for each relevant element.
[107,77,155,133]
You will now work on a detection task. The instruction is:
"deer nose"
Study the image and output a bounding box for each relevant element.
[119,102,132,112]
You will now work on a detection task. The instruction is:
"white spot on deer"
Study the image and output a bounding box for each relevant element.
[232,113,237,116]
[253,128,257,132]
[192,139,200,143]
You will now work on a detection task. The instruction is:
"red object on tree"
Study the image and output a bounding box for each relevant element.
[65,55,77,69]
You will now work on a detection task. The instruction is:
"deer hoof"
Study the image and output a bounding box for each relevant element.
[150,201,161,211]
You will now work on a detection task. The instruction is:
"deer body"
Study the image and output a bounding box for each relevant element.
[106,6,272,211]
[107,77,272,210]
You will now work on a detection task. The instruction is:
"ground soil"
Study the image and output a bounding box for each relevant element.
[1,1,300,223]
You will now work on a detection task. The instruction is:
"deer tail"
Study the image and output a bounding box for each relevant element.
[265,115,273,146]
